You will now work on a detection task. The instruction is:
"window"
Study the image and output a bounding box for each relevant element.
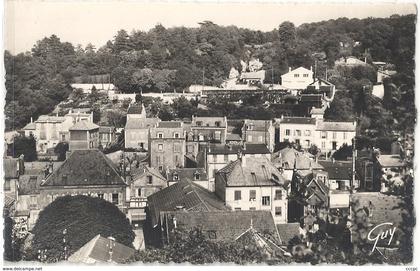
[147,176,153,184]
[98,193,104,199]
[214,131,221,140]
[234,190,242,201]
[158,144,163,151]
[275,190,282,200]
[174,133,180,139]
[258,136,263,142]
[305,130,311,136]
[61,134,66,141]
[30,195,37,209]
[295,139,300,145]
[295,130,301,136]
[196,121,202,127]
[235,208,242,211]
[157,133,163,139]
[194,172,200,181]
[249,190,256,201]
[333,132,337,139]
[208,231,217,239]
[158,165,163,171]
[213,154,217,162]
[137,188,142,197]
[285,129,290,136]
[305,140,310,147]
[294,74,299,78]
[303,74,309,78]
[224,154,228,163]
[321,131,327,139]
[262,196,270,206]
[275,207,282,216]
[343,132,347,140]
[112,193,119,205]
[247,124,253,130]
[174,144,181,153]
[173,173,179,181]
[247,135,253,141]
[321,141,326,149]
[215,121,221,127]
[249,207,256,210]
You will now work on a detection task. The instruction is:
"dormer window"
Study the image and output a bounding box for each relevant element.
[157,132,163,139]
[194,172,200,181]
[147,176,153,184]
[247,124,253,130]
[215,121,221,127]
[173,173,179,181]
[174,133,180,139]
[196,121,202,127]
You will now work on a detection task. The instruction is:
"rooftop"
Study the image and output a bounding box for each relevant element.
[147,180,229,227]
[377,155,405,168]
[69,121,100,131]
[22,122,36,130]
[125,118,160,129]
[208,143,270,155]
[35,115,67,123]
[226,133,242,141]
[166,168,208,182]
[278,117,316,125]
[243,119,272,131]
[272,147,323,170]
[218,157,288,187]
[42,150,125,187]
[157,121,183,128]
[127,104,144,115]
[68,234,135,264]
[4,158,19,179]
[18,175,44,195]
[192,116,226,127]
[99,126,115,133]
[276,223,301,246]
[318,160,353,180]
[316,120,356,131]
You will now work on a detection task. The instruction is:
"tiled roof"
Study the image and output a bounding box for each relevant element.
[131,164,167,186]
[226,133,242,141]
[127,104,144,115]
[23,161,64,175]
[36,115,67,123]
[296,171,329,206]
[42,150,126,187]
[99,126,115,133]
[318,160,353,180]
[272,148,323,170]
[192,117,226,127]
[157,121,182,128]
[167,168,208,182]
[300,94,322,103]
[69,121,100,131]
[4,158,18,179]
[208,143,270,155]
[218,157,288,187]
[278,117,316,125]
[68,234,135,264]
[167,210,280,245]
[316,120,356,131]
[243,119,272,131]
[377,155,405,168]
[125,118,160,129]
[147,180,229,227]
[276,223,301,245]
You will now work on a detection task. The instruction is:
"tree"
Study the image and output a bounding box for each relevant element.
[29,195,135,262]
[10,134,37,162]
[332,144,353,161]
[54,142,69,161]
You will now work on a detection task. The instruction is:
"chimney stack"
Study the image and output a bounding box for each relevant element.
[289,67,292,72]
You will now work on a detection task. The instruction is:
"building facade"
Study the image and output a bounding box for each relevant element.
[281,67,314,90]
[242,120,275,152]
[69,121,100,151]
[190,116,228,144]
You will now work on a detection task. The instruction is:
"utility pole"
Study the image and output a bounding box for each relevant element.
[63,228,68,261]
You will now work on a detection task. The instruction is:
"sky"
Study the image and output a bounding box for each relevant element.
[4,1,417,54]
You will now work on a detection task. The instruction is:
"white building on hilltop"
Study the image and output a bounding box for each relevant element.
[281,67,314,90]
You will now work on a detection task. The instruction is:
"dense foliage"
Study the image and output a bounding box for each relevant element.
[28,195,135,262]
[8,134,38,162]
[5,15,415,133]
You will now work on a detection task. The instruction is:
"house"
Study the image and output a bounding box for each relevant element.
[356,150,382,192]
[289,170,329,225]
[17,150,127,227]
[314,120,356,155]
[377,154,406,192]
[335,56,367,67]
[225,133,243,145]
[99,126,116,148]
[299,94,324,109]
[190,116,228,144]
[239,70,266,85]
[281,67,314,90]
[206,143,271,191]
[215,157,289,224]
[126,164,167,223]
[349,192,407,256]
[271,147,324,181]
[160,210,285,257]
[166,168,208,190]
[372,84,385,99]
[69,121,100,151]
[307,78,336,98]
[68,235,135,264]
[3,156,25,214]
[275,117,317,148]
[124,118,160,150]
[242,120,275,152]
[126,103,146,120]
[149,121,186,172]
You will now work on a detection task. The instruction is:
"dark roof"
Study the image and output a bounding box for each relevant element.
[316,120,356,131]
[167,168,208,182]
[278,117,316,125]
[295,171,329,206]
[377,155,405,168]
[4,158,19,179]
[218,157,288,187]
[167,210,280,245]
[157,121,182,128]
[318,160,352,180]
[18,175,44,195]
[226,133,242,141]
[99,126,115,133]
[147,180,229,227]
[208,143,270,155]
[22,122,36,130]
[272,147,323,170]
[68,234,135,264]
[42,150,126,187]
[23,161,64,175]
[276,223,301,245]
[127,104,144,115]
[243,120,272,131]
[300,94,323,102]
[69,121,100,131]
[131,164,167,186]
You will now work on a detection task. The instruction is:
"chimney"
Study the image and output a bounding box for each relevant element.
[310,66,313,72]
[289,67,292,72]
[30,117,33,123]
[107,236,116,262]
[173,217,177,229]
[242,143,247,151]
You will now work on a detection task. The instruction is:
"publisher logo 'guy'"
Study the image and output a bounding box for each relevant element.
[367,222,397,253]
